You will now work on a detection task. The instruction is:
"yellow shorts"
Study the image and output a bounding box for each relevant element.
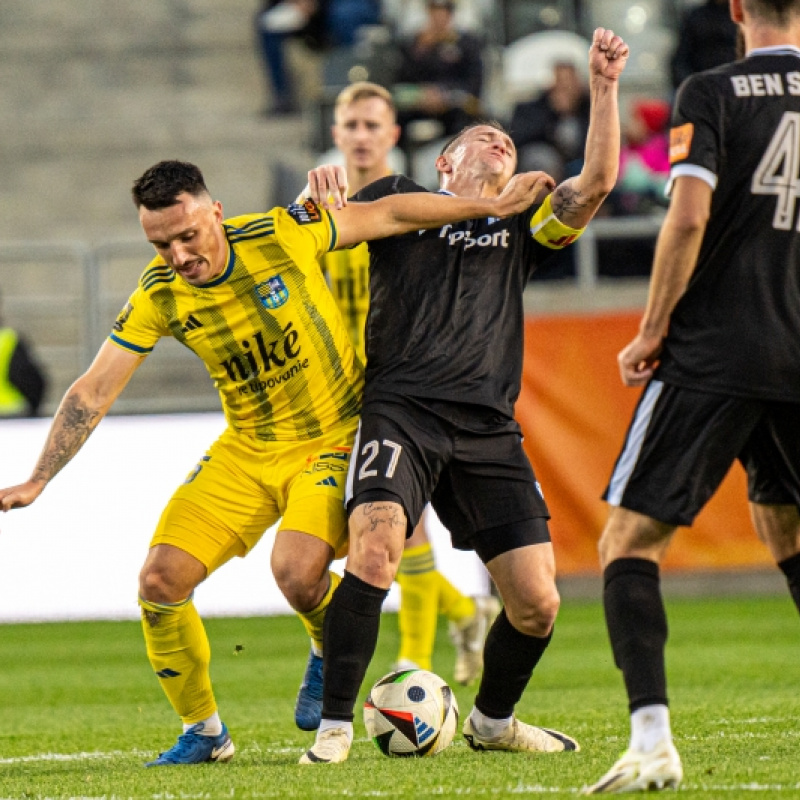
[150,417,357,576]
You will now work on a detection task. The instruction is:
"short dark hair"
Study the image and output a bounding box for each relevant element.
[132,160,209,210]
[439,120,511,157]
[744,0,800,24]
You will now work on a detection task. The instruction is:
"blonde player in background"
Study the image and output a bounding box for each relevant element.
[293,81,500,732]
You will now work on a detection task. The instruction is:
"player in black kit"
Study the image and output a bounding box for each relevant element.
[298,26,630,765]
[584,0,800,794]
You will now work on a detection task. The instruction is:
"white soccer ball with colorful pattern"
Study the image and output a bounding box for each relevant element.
[363,668,459,757]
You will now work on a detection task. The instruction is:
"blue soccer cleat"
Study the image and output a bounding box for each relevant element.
[294,650,323,731]
[145,722,235,766]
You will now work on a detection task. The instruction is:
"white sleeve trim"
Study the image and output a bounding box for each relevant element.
[665,164,717,197]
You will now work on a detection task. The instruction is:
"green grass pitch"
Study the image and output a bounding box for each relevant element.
[1,594,798,798]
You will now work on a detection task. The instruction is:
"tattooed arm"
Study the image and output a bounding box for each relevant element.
[550,27,629,230]
[0,341,143,513]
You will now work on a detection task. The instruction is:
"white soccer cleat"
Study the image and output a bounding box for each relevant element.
[299,727,352,764]
[463,714,580,753]
[582,741,683,794]
[450,595,501,685]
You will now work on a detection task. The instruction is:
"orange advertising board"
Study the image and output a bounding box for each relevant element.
[519,312,772,575]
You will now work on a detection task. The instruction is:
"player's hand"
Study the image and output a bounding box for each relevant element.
[0,480,45,514]
[617,333,663,387]
[494,171,555,218]
[306,165,349,210]
[589,27,629,82]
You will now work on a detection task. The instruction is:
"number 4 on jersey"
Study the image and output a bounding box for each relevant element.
[751,111,800,230]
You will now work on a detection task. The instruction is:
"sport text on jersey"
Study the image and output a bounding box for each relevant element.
[220,322,310,397]
[730,71,800,97]
[438,224,510,249]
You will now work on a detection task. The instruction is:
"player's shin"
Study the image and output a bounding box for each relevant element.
[474,608,552,720]
[297,570,342,651]
[396,544,440,669]
[321,570,389,720]
[139,595,217,724]
[603,557,669,711]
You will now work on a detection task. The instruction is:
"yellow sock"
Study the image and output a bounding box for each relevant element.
[296,571,341,652]
[396,543,440,670]
[437,573,475,625]
[139,595,217,725]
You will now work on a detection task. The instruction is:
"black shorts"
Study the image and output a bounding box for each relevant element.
[345,395,550,559]
[604,380,800,526]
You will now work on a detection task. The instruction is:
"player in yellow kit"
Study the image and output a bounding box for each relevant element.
[0,158,546,765]
[294,84,499,737]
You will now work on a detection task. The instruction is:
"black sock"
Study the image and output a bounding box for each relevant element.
[474,608,552,719]
[778,552,800,615]
[603,557,668,712]
[322,570,388,721]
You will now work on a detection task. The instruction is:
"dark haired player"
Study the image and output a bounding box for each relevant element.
[0,159,550,766]
[584,0,800,793]
[299,26,629,765]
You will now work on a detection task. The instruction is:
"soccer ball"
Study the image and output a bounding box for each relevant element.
[363,668,459,757]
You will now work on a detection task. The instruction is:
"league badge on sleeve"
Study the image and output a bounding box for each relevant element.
[287,199,322,225]
[113,302,134,332]
[669,123,694,164]
[255,275,289,309]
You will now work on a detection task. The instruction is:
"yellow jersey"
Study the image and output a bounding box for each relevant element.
[319,242,370,364]
[110,203,363,441]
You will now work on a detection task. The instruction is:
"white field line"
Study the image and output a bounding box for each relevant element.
[6,786,800,799]
[3,741,800,798]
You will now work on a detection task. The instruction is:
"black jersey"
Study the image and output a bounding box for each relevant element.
[657,46,800,401]
[353,175,583,417]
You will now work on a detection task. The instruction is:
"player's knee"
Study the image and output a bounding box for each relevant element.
[139,563,180,604]
[271,529,335,611]
[349,532,403,588]
[348,504,407,587]
[138,544,206,604]
[507,585,560,637]
[271,558,326,612]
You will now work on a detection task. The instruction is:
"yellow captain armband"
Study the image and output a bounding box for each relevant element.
[529,193,585,249]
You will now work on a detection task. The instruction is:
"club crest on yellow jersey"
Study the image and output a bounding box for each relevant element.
[255,275,289,309]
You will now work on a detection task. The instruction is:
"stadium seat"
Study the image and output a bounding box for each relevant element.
[381,0,496,39]
[501,30,591,105]
[499,0,577,45]
[619,26,676,95]
[583,0,672,34]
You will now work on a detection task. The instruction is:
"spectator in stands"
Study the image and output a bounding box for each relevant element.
[670,0,738,91]
[508,61,590,182]
[614,98,671,216]
[592,98,671,281]
[255,0,381,116]
[0,289,47,418]
[392,0,484,153]
[509,60,590,281]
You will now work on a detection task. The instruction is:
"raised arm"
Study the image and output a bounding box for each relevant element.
[617,175,711,386]
[326,171,555,248]
[0,341,144,513]
[550,27,629,230]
